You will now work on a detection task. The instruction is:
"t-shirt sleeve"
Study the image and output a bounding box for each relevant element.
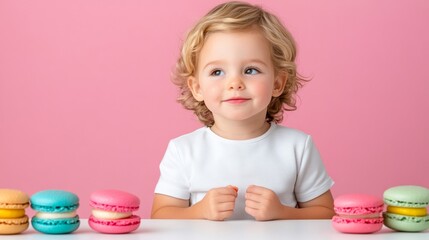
[154,141,190,200]
[294,135,334,203]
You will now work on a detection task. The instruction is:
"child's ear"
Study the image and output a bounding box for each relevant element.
[272,73,287,97]
[187,76,204,101]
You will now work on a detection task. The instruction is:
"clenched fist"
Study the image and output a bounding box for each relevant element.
[197,185,238,221]
[245,185,285,221]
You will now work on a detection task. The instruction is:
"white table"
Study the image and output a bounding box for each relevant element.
[6,219,429,239]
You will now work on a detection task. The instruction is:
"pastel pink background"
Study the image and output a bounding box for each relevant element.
[1,0,428,218]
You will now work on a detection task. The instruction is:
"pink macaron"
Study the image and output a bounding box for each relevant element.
[332,194,384,234]
[88,189,140,234]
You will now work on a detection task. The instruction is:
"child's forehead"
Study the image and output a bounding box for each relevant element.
[204,24,263,38]
[209,28,266,42]
[203,29,270,51]
[197,30,272,67]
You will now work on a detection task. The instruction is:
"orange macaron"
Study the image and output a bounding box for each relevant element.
[0,189,30,235]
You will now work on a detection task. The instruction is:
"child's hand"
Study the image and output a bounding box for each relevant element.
[198,185,238,221]
[245,185,285,221]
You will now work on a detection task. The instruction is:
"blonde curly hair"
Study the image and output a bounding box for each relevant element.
[173,1,306,127]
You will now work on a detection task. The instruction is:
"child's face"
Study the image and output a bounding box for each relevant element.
[188,28,286,125]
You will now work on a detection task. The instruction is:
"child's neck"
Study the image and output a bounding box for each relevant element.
[210,120,271,140]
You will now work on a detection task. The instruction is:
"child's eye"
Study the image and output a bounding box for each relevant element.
[210,69,224,76]
[244,68,260,75]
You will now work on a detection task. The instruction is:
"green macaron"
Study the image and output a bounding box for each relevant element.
[383,185,429,232]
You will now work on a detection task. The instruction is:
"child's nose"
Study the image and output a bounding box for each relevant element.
[227,75,245,90]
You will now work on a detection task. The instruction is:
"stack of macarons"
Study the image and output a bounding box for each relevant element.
[88,189,141,234]
[383,185,429,232]
[30,190,80,234]
[332,194,384,233]
[0,189,30,235]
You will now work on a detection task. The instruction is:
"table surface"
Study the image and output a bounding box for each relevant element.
[4,219,429,240]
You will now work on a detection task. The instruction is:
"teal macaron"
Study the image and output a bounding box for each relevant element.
[383,185,429,232]
[30,190,80,234]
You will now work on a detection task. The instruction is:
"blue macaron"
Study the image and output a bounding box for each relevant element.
[30,190,80,234]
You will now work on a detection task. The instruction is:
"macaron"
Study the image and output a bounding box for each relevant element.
[30,190,80,234]
[88,189,141,234]
[332,194,384,233]
[383,185,429,232]
[0,189,30,235]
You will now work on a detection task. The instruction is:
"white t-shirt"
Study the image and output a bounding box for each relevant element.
[155,123,334,220]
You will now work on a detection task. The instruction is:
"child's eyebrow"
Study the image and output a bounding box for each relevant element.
[202,60,224,70]
[246,59,269,67]
[202,59,269,70]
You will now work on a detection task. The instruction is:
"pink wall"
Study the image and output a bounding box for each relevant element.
[1,0,428,218]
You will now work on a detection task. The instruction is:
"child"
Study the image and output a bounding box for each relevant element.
[151,1,335,221]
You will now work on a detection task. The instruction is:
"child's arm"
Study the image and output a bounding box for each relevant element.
[245,185,334,221]
[151,186,238,221]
